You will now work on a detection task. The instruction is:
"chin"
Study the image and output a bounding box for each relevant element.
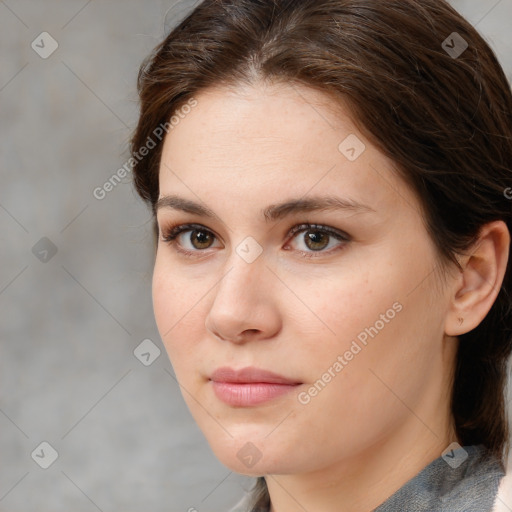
[215,451,282,477]
[202,430,295,476]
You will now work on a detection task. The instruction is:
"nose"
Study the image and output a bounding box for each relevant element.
[204,252,281,344]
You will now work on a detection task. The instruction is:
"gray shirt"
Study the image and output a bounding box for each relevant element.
[229,444,505,512]
[374,444,505,512]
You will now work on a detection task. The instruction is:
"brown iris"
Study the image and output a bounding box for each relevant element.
[189,229,214,249]
[303,230,329,251]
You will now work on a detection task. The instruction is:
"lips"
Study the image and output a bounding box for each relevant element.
[209,366,302,406]
[210,366,301,385]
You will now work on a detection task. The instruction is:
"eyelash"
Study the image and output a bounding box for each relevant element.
[159,222,350,259]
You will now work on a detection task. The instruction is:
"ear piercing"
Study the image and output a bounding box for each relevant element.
[458,317,464,325]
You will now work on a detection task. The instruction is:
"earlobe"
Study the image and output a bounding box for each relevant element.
[444,220,510,337]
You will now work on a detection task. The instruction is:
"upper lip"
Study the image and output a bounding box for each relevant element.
[209,366,301,385]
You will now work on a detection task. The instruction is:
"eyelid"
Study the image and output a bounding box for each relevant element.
[286,223,349,240]
[160,222,222,245]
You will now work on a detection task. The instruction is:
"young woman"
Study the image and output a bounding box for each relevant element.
[130,1,512,510]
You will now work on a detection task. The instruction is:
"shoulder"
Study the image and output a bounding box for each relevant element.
[493,471,512,512]
[375,444,505,512]
[441,445,505,510]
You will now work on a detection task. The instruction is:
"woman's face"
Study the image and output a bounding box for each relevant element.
[153,82,458,476]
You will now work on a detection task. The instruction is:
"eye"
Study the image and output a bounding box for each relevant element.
[159,222,350,259]
[284,223,349,258]
[160,223,220,256]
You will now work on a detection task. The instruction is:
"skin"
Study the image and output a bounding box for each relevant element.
[152,81,510,512]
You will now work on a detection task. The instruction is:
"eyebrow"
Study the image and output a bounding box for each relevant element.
[155,194,376,222]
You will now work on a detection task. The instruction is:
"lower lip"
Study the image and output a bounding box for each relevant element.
[211,381,300,406]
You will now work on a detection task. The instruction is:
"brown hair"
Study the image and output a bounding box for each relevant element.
[130,0,512,508]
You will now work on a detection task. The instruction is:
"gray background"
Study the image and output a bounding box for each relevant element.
[1,1,511,511]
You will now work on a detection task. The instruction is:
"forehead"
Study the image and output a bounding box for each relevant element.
[162,82,354,163]
[157,82,416,218]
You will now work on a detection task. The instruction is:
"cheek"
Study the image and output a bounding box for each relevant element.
[152,257,201,364]
[291,260,418,394]
[152,257,175,336]
[290,267,391,363]
[298,260,439,419]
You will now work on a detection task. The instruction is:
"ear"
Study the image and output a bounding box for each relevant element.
[444,220,510,337]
